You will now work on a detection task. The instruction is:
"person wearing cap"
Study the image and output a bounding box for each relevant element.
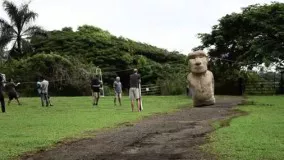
[129,69,141,112]
[113,76,122,106]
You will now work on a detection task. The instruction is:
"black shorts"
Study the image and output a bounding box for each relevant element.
[92,87,100,92]
[0,92,4,101]
[8,92,18,100]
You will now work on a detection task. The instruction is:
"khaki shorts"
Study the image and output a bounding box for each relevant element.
[129,87,139,100]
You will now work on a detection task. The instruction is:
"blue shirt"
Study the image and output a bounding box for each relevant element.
[113,81,122,93]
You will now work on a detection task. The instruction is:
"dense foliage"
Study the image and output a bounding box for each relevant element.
[1,53,98,96]
[195,2,284,93]
[29,25,187,95]
[196,2,284,68]
[1,1,284,96]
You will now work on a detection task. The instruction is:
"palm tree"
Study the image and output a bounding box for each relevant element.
[0,0,45,59]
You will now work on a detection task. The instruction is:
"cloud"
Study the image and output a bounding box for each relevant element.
[0,0,273,54]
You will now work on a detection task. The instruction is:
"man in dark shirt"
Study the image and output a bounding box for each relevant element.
[91,75,101,106]
[129,69,141,112]
[5,78,21,105]
[0,74,5,113]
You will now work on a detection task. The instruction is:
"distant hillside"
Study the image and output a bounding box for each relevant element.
[31,25,187,87]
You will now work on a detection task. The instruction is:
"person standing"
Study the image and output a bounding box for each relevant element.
[5,78,21,105]
[36,78,42,96]
[129,69,141,112]
[40,76,52,107]
[0,75,5,113]
[113,76,122,106]
[91,75,101,106]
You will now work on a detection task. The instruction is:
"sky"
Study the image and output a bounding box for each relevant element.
[0,0,277,54]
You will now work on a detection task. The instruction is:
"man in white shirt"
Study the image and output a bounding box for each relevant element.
[40,76,53,107]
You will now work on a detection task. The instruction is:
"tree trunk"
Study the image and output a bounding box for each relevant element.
[17,36,22,54]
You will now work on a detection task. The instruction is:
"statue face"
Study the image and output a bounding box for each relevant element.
[188,51,208,73]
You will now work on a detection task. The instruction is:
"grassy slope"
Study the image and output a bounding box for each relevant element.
[208,96,284,160]
[0,96,191,160]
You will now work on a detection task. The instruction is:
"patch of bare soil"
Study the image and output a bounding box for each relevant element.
[21,97,243,160]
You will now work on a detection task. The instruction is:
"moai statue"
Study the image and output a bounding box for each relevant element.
[187,50,215,107]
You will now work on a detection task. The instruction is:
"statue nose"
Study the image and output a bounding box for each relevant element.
[195,62,201,66]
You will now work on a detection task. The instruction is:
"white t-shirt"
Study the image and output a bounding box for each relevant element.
[41,80,49,94]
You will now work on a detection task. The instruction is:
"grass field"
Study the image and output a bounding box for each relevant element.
[207,96,284,160]
[0,96,191,160]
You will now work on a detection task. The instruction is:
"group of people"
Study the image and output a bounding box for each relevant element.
[0,75,52,113]
[1,69,142,113]
[91,69,142,112]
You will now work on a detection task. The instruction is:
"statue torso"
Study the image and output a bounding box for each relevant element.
[187,70,214,101]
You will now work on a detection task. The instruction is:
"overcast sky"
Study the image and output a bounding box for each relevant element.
[0,0,277,54]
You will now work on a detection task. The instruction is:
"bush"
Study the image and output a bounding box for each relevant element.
[1,53,98,96]
[156,71,187,95]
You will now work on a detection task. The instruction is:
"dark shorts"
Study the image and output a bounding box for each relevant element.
[0,92,4,101]
[8,92,18,100]
[92,87,100,92]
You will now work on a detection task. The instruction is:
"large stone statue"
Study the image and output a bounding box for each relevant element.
[187,50,215,107]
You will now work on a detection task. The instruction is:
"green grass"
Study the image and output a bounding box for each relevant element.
[0,96,191,160]
[207,96,284,160]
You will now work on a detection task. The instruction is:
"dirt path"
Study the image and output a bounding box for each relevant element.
[22,97,243,160]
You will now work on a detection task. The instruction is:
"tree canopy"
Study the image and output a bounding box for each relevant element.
[0,0,45,59]
[31,25,187,90]
[2,1,283,96]
[195,2,284,71]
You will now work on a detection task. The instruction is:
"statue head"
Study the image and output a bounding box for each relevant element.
[188,50,209,73]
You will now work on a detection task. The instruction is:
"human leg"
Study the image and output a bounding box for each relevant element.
[114,92,117,106]
[95,92,100,105]
[118,93,122,106]
[134,88,140,111]
[129,88,135,111]
[43,93,49,106]
[0,94,5,113]
[40,93,45,106]
[7,93,13,106]
[48,95,53,106]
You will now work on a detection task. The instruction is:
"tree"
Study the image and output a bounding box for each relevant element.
[2,53,98,96]
[31,25,187,87]
[0,0,44,59]
[195,2,284,69]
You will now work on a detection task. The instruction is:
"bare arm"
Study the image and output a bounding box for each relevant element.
[13,82,20,87]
